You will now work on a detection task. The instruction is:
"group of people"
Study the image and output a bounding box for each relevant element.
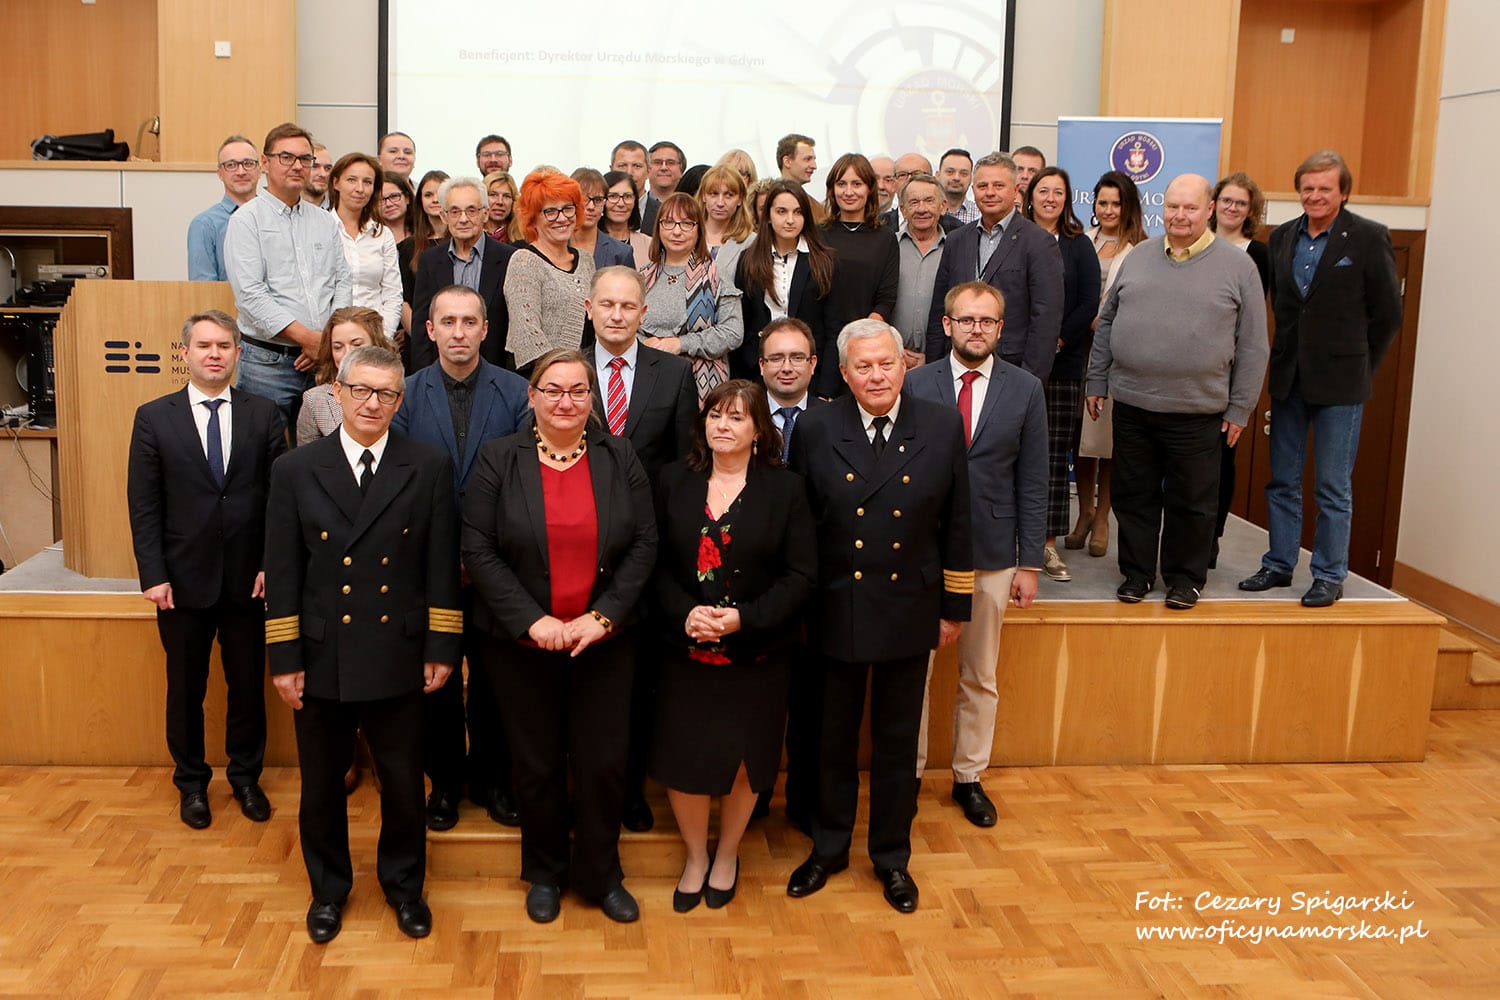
[137,122,1401,942]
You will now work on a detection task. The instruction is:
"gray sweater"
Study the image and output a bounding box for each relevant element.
[1086,236,1268,427]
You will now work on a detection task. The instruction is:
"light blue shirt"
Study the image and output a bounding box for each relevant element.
[223,189,352,345]
[448,236,486,291]
[186,195,238,282]
[594,338,640,408]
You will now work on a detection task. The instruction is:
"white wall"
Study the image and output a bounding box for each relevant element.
[1395,0,1500,603]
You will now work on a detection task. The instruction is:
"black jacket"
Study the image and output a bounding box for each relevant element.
[588,344,698,480]
[731,251,826,382]
[411,236,517,370]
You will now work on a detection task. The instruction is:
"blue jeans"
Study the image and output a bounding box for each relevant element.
[235,340,311,429]
[1262,388,1364,583]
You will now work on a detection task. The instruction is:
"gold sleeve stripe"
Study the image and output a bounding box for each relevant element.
[943,569,976,595]
[265,616,300,643]
[429,608,464,634]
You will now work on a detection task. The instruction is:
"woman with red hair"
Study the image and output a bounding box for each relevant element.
[505,169,597,371]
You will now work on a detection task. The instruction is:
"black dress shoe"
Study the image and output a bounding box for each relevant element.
[232,783,271,822]
[1301,579,1344,607]
[875,867,919,913]
[786,854,848,898]
[704,860,739,909]
[1116,578,1152,604]
[390,898,432,938]
[596,885,640,923]
[473,786,520,827]
[1164,586,1200,610]
[526,883,561,924]
[179,790,211,830]
[621,797,654,832]
[950,782,997,828]
[1239,567,1293,591]
[673,866,705,913]
[306,900,342,944]
[426,789,460,831]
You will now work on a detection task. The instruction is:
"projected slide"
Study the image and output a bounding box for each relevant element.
[387,0,1013,184]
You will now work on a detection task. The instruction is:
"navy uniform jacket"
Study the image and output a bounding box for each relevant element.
[263,431,463,701]
[906,356,1048,571]
[789,392,972,662]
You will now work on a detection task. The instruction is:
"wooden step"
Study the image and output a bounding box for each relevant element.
[1471,651,1500,686]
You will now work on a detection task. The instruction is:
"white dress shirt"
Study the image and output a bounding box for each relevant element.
[186,382,233,475]
[856,396,902,445]
[767,237,809,321]
[948,352,995,442]
[336,218,403,339]
[338,426,389,484]
[593,338,640,409]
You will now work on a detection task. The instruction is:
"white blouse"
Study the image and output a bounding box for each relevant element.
[336,218,402,339]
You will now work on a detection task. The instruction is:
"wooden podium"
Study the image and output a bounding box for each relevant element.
[54,280,235,579]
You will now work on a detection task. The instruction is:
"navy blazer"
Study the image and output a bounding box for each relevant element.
[591,234,636,269]
[411,236,517,371]
[1266,208,1402,406]
[1050,232,1103,381]
[906,357,1048,570]
[391,358,531,507]
[731,250,825,382]
[924,213,1064,382]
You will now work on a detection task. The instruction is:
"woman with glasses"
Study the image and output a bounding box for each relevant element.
[485,170,522,244]
[296,306,394,446]
[1207,171,1271,566]
[730,181,832,380]
[505,169,596,373]
[815,153,899,397]
[640,193,744,403]
[698,164,755,293]
[650,380,815,912]
[1023,166,1100,584]
[462,348,657,925]
[328,153,402,343]
[600,170,653,268]
[378,175,413,245]
[569,167,635,268]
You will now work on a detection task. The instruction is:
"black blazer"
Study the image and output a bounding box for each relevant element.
[126,387,286,607]
[789,393,972,662]
[589,344,698,479]
[651,461,816,661]
[263,432,463,701]
[1266,208,1402,406]
[730,251,825,382]
[411,235,517,371]
[461,425,657,640]
[924,213,1064,381]
[1050,231,1103,381]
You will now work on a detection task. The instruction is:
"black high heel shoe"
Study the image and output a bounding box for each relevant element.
[704,859,739,909]
[673,865,706,913]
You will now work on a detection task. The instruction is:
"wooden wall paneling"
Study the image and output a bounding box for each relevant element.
[1361,0,1424,196]
[1052,626,1158,764]
[1101,0,1241,127]
[1407,0,1446,203]
[1153,627,1260,762]
[155,0,298,163]
[1346,623,1437,759]
[992,625,1066,766]
[1252,627,1359,761]
[0,0,159,161]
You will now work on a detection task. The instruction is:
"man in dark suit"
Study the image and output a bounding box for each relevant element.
[1240,150,1403,607]
[786,318,972,914]
[585,265,697,832]
[907,281,1047,827]
[392,285,530,830]
[127,310,286,830]
[264,345,462,944]
[411,177,516,371]
[924,152,1064,384]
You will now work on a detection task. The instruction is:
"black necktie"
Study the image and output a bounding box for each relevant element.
[777,406,799,463]
[871,415,890,458]
[203,398,225,489]
[359,449,374,495]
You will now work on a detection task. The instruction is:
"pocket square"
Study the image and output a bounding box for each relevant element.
[1334,256,1354,267]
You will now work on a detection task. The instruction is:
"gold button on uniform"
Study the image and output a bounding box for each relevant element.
[846,473,855,482]
[320,531,328,540]
[380,615,389,624]
[381,557,390,566]
[892,542,901,550]
[380,585,389,594]
[891,573,900,582]
[855,540,864,549]
[402,528,410,536]
[856,507,865,517]
[853,571,863,580]
[893,509,902,518]
[342,556,352,566]
[341,614,351,624]
[341,584,351,595]
[902,475,910,484]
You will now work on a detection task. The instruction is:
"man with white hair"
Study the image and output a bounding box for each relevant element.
[411,176,517,370]
[784,318,972,915]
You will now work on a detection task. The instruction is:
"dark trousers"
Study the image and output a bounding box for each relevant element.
[1214,429,1237,542]
[623,637,658,803]
[1110,401,1221,591]
[156,599,267,794]
[487,633,633,898]
[780,644,824,821]
[812,652,928,871]
[424,589,511,796]
[293,690,426,905]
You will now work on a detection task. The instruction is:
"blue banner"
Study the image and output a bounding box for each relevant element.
[1056,117,1222,236]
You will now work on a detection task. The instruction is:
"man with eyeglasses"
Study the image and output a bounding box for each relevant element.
[265,343,462,945]
[640,141,685,233]
[907,281,1047,829]
[224,122,353,428]
[475,134,512,175]
[188,135,262,281]
[411,176,517,372]
[302,143,333,210]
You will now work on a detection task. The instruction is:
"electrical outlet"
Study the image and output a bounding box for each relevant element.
[214,40,232,58]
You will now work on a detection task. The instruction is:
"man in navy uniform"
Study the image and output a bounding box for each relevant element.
[786,318,973,914]
[264,345,462,944]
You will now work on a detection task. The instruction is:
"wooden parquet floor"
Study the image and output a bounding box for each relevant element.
[3,713,1500,999]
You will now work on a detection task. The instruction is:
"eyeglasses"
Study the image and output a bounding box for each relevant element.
[341,383,402,405]
[270,151,316,167]
[1217,197,1250,210]
[540,204,578,221]
[893,169,916,180]
[584,196,605,207]
[762,353,810,367]
[948,316,1000,332]
[446,206,486,219]
[605,192,635,205]
[536,386,591,402]
[380,192,407,203]
[219,158,258,172]
[659,219,698,231]
[649,157,681,168]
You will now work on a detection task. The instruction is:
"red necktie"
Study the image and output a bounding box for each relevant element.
[957,370,980,446]
[606,357,628,435]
